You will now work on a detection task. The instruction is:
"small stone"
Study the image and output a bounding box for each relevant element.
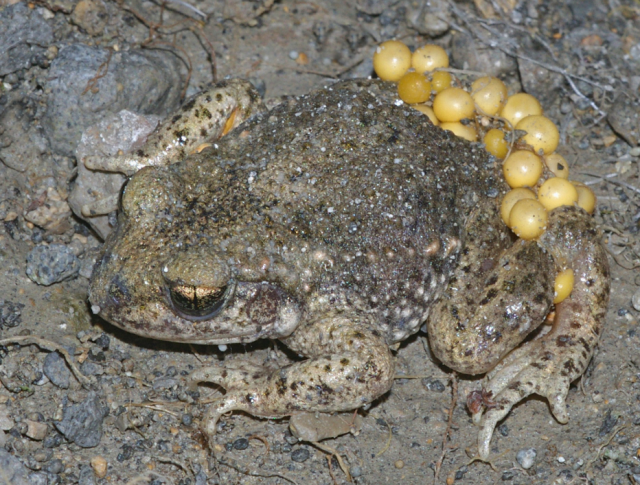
[350,465,362,477]
[0,300,25,329]
[289,50,299,60]
[45,458,64,474]
[25,419,48,440]
[181,413,193,426]
[422,377,446,392]
[54,393,108,448]
[498,424,509,436]
[501,470,515,480]
[0,406,14,430]
[291,447,310,462]
[632,288,640,312]
[516,448,537,469]
[26,244,80,286]
[90,456,108,478]
[43,351,71,389]
[71,0,108,36]
[394,459,404,469]
[232,438,249,450]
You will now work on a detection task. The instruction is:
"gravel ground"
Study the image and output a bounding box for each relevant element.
[1,0,640,484]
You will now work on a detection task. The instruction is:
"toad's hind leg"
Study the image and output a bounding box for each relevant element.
[195,313,394,441]
[428,200,556,375]
[473,206,610,459]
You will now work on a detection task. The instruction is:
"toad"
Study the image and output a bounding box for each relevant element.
[87,79,609,458]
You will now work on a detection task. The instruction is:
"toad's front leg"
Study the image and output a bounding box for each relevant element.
[192,312,394,441]
[472,206,610,459]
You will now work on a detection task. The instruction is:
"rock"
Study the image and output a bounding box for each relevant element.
[405,0,451,37]
[0,100,50,173]
[0,300,25,329]
[632,287,640,312]
[89,455,108,478]
[0,3,54,76]
[516,448,537,469]
[24,187,73,234]
[26,244,80,286]
[0,405,14,430]
[289,412,363,441]
[291,447,311,463]
[78,464,96,485]
[608,95,640,146]
[42,44,185,157]
[24,419,48,441]
[450,31,518,78]
[232,438,249,450]
[54,393,108,448]
[43,351,71,389]
[71,0,108,36]
[0,448,30,485]
[69,110,160,239]
[516,37,564,108]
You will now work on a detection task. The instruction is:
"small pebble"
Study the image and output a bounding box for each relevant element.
[90,456,108,478]
[632,288,640,312]
[501,470,515,480]
[422,378,446,392]
[181,413,193,426]
[291,447,310,462]
[289,50,299,60]
[45,459,64,474]
[25,420,48,441]
[350,465,362,477]
[232,438,249,450]
[26,244,80,286]
[516,448,537,469]
[394,459,404,469]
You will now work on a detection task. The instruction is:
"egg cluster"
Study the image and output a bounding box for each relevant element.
[373,40,598,304]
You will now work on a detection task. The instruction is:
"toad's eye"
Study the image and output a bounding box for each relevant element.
[168,282,234,321]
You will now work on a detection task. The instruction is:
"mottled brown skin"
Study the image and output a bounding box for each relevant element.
[88,80,610,459]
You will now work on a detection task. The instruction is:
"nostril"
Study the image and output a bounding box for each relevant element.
[107,274,132,306]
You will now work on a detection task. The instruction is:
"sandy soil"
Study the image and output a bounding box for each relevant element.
[1,0,640,484]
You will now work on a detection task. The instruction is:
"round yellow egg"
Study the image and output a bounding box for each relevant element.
[411,44,449,73]
[553,268,574,304]
[397,72,432,104]
[471,77,508,116]
[509,198,548,240]
[538,177,579,210]
[516,115,560,155]
[440,122,477,141]
[373,40,411,82]
[431,71,452,93]
[483,128,509,159]
[413,104,439,125]
[500,93,543,128]
[433,87,475,122]
[500,187,537,225]
[544,152,569,179]
[573,182,597,214]
[502,150,543,188]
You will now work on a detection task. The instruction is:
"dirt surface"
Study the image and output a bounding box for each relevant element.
[1,0,640,484]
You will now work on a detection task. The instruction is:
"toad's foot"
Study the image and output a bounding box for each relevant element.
[193,312,394,442]
[473,206,610,459]
[82,79,265,176]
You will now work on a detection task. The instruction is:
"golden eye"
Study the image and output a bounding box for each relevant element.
[168,282,234,321]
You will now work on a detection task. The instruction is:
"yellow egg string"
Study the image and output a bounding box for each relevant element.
[372,40,595,303]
